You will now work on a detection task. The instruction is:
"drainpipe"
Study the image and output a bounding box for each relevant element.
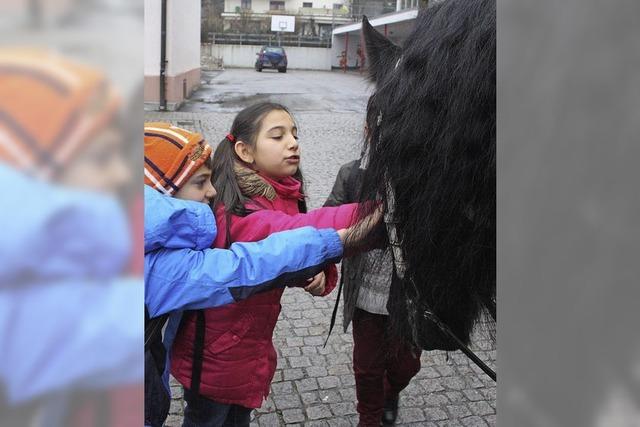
[159,0,168,110]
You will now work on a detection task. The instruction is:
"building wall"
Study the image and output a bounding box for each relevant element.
[349,0,389,17]
[330,32,360,68]
[203,43,332,69]
[144,0,202,109]
[223,0,351,36]
[144,0,161,76]
[291,0,345,9]
[225,0,269,13]
[166,0,201,77]
[143,68,201,106]
[396,0,419,11]
[225,0,345,14]
[330,9,419,68]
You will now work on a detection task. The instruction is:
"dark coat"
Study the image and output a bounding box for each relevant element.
[324,160,393,332]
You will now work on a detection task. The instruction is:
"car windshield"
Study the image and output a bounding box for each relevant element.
[265,47,284,54]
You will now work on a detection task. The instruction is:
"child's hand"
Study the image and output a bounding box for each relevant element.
[304,272,326,296]
[340,204,384,256]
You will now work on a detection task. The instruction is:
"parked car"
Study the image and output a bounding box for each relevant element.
[255,46,287,73]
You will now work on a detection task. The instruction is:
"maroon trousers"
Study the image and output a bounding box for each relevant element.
[352,308,422,427]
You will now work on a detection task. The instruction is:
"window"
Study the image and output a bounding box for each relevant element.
[241,0,251,9]
[399,0,420,10]
[303,2,313,7]
[270,1,285,10]
[333,3,342,10]
[266,47,285,54]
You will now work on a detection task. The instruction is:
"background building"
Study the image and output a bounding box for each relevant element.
[144,0,201,110]
[349,0,397,18]
[331,0,433,69]
[219,0,352,39]
[396,0,422,10]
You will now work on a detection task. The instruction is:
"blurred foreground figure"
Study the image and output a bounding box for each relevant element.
[0,49,142,426]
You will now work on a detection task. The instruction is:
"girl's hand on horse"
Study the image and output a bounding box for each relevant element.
[339,204,385,256]
[304,272,326,296]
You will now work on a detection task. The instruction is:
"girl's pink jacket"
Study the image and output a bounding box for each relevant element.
[171,175,358,408]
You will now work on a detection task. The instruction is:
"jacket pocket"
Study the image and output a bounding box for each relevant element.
[207,312,253,355]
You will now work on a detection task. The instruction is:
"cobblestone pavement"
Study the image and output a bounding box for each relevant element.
[146,69,496,427]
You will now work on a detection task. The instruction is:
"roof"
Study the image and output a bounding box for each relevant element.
[332,8,419,35]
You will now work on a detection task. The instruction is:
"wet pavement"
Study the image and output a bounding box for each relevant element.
[180,69,373,114]
[145,68,496,427]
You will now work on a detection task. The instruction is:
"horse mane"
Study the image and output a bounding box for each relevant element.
[358,0,496,348]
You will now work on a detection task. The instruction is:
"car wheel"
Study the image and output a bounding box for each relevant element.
[256,66,262,72]
[278,67,286,73]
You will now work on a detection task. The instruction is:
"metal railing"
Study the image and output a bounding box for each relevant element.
[231,7,350,17]
[296,7,350,17]
[208,32,332,48]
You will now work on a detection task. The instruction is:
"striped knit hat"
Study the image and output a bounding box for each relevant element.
[0,49,120,178]
[144,122,212,196]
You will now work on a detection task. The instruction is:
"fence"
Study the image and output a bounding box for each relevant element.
[208,32,332,48]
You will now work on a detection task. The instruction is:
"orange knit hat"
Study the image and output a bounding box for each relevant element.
[0,49,120,178]
[144,122,212,196]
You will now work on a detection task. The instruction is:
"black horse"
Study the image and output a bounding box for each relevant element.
[357,0,496,355]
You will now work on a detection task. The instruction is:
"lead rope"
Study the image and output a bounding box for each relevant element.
[324,272,343,348]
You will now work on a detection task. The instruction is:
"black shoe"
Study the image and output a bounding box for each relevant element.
[381,396,399,426]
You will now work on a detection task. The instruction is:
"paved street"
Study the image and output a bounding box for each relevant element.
[179,69,372,114]
[146,69,496,427]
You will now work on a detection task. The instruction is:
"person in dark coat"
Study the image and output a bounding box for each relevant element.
[325,158,422,427]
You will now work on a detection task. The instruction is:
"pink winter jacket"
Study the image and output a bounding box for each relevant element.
[171,174,358,408]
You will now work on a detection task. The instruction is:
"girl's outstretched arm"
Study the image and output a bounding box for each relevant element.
[220,203,360,244]
[145,226,343,317]
[215,204,361,298]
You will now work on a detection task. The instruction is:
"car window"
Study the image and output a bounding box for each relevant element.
[265,47,284,54]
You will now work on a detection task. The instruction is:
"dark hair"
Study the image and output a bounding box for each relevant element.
[211,102,307,242]
[359,0,496,349]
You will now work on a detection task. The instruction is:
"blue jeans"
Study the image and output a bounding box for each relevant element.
[182,389,252,427]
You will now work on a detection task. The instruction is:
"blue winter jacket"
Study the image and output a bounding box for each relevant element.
[144,185,343,394]
[0,164,142,405]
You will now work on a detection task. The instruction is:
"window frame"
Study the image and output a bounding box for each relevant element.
[269,1,285,11]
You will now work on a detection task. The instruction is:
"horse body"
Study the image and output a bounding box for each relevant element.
[359,0,496,351]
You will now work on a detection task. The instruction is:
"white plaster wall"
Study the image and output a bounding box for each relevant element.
[204,44,332,69]
[144,0,160,76]
[166,0,201,76]
[331,33,345,67]
[280,46,332,69]
[145,0,200,77]
[330,32,359,68]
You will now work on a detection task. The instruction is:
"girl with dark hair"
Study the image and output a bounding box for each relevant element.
[170,102,363,426]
